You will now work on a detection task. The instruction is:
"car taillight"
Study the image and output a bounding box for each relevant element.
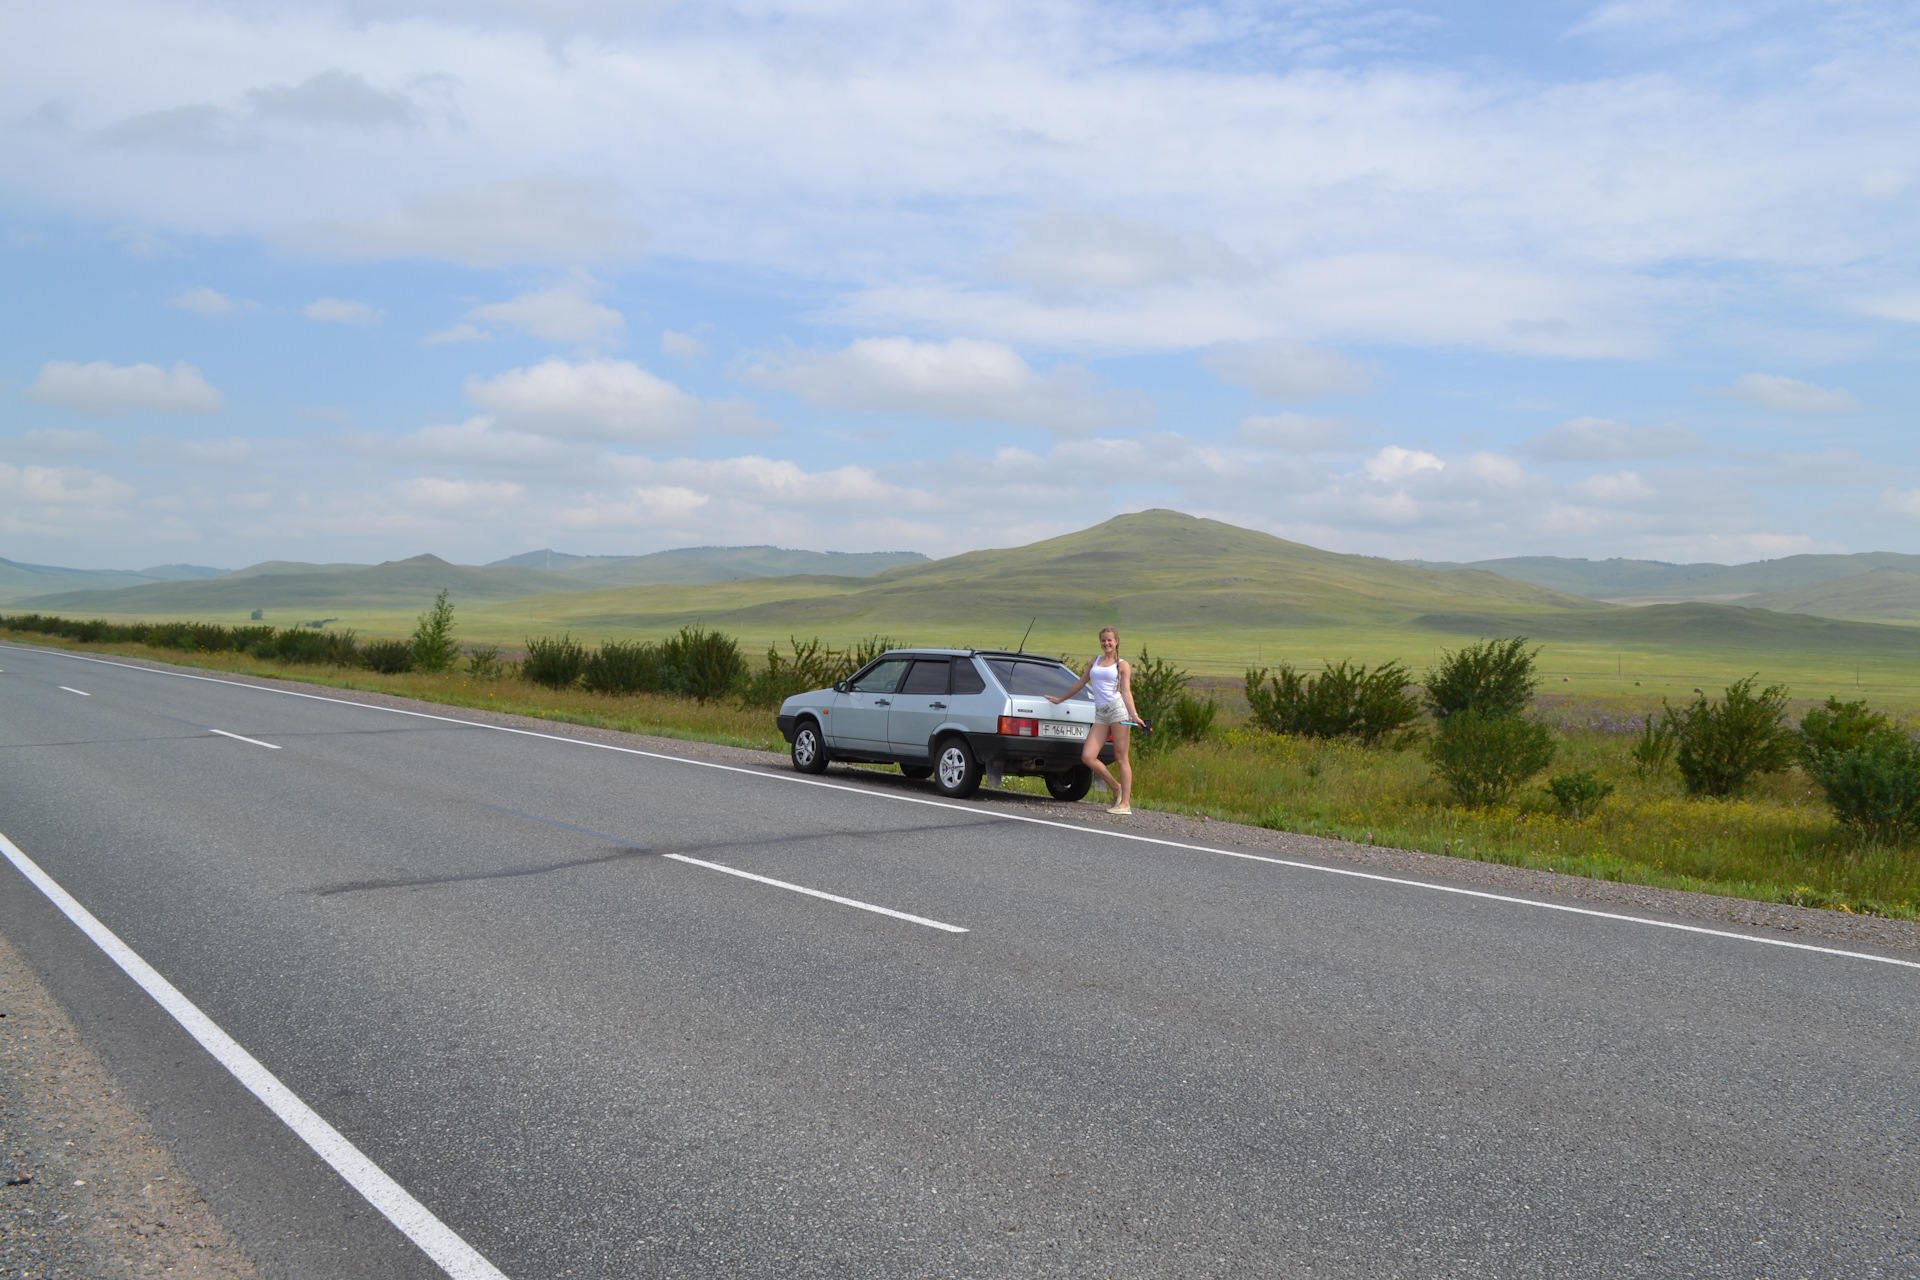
[998,716,1038,737]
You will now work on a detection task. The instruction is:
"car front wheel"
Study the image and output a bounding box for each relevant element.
[933,737,983,798]
[790,720,830,774]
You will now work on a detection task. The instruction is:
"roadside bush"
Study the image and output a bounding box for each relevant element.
[1427,707,1556,805]
[465,645,505,679]
[1630,707,1680,778]
[1244,659,1421,746]
[740,636,858,710]
[361,638,415,674]
[267,627,336,664]
[1162,692,1219,744]
[230,625,275,651]
[1805,734,1920,846]
[1547,770,1615,821]
[523,634,588,689]
[581,640,668,695]
[1673,676,1796,798]
[1129,647,1191,747]
[1799,697,1890,764]
[660,625,746,702]
[850,634,904,668]
[410,589,459,673]
[1424,637,1541,723]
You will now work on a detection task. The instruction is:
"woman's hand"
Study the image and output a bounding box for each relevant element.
[1046,694,1062,704]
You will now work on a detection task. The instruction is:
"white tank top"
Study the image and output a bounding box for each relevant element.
[1088,657,1120,705]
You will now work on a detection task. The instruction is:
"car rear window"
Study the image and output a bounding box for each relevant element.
[986,659,1091,700]
[899,659,950,695]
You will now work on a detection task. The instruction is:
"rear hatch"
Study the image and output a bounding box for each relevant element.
[984,656,1096,740]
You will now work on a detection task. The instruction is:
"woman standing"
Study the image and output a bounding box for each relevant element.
[1049,626,1137,815]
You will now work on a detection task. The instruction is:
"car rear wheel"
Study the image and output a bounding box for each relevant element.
[1045,765,1093,802]
[790,720,830,774]
[933,737,983,798]
[900,763,933,780]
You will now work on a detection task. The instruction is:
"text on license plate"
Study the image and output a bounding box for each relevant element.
[1039,721,1087,739]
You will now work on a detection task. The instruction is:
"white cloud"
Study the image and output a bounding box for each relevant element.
[1859,293,1920,324]
[661,330,709,359]
[1712,373,1860,413]
[168,286,258,316]
[0,462,138,537]
[424,323,490,345]
[304,297,383,325]
[1206,341,1372,401]
[1238,412,1355,453]
[986,207,1250,300]
[246,70,416,129]
[285,180,644,268]
[25,360,224,417]
[464,358,769,442]
[1885,489,1920,521]
[459,279,624,347]
[10,427,111,456]
[749,337,1140,434]
[1520,417,1705,461]
[138,435,255,467]
[94,103,246,151]
[1364,445,1445,483]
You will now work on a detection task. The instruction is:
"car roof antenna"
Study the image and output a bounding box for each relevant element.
[1015,616,1036,654]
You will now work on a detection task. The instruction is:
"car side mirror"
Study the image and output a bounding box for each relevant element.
[833,680,849,693]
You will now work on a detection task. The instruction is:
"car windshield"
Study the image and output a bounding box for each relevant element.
[986,659,1091,700]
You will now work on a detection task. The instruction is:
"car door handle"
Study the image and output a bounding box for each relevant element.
[874,698,891,706]
[929,701,946,709]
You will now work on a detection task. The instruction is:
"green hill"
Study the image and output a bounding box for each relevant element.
[1739,569,1920,622]
[17,554,581,614]
[1413,602,1920,659]
[487,545,928,584]
[1429,551,1920,604]
[0,557,226,604]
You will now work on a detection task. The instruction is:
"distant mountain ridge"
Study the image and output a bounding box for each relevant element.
[0,557,227,604]
[1409,552,1920,620]
[485,545,928,584]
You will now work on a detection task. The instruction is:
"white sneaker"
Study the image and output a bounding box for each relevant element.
[1106,803,1131,816]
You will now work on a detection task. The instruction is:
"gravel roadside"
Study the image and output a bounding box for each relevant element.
[0,928,259,1280]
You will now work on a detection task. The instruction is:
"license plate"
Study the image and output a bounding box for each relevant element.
[1039,721,1087,739]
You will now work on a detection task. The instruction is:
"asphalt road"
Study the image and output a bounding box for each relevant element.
[1,642,1916,1279]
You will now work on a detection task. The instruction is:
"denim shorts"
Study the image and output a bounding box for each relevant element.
[1093,700,1127,725]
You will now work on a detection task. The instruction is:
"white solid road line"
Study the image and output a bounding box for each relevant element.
[58,686,90,696]
[209,728,282,750]
[666,852,968,932]
[17,644,1920,974]
[0,829,512,1280]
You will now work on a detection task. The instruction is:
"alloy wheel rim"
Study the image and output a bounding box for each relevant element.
[938,747,966,788]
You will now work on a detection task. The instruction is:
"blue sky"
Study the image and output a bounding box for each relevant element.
[2,0,1916,570]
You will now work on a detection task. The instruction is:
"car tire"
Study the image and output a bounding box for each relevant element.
[1045,765,1093,802]
[790,719,830,774]
[900,763,934,780]
[932,736,983,798]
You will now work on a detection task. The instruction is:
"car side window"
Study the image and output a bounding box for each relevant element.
[900,659,950,695]
[950,659,986,696]
[849,658,911,693]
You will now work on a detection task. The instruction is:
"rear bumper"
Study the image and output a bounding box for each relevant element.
[967,732,1112,771]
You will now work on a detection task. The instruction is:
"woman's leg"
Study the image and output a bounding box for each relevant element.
[1109,723,1132,806]
[1082,723,1122,796]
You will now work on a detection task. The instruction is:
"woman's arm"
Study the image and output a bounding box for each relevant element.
[1048,664,1092,704]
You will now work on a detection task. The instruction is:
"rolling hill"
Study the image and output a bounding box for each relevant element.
[16,555,583,614]
[0,557,227,604]
[1420,551,1920,606]
[486,545,928,584]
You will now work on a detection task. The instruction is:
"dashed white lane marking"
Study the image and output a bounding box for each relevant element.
[665,852,968,932]
[209,728,281,750]
[58,686,90,696]
[17,644,1920,973]
[0,828,511,1280]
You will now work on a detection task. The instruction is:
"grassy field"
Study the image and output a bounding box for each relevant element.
[9,625,1916,921]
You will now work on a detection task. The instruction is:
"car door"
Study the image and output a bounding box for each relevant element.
[886,658,951,757]
[831,657,910,752]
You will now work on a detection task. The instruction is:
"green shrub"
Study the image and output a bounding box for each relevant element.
[230,625,275,651]
[850,634,903,668]
[411,589,459,673]
[1427,707,1556,805]
[522,634,588,689]
[1630,707,1680,778]
[361,639,415,674]
[1129,648,1191,748]
[1799,696,1890,764]
[1244,659,1420,746]
[1424,637,1541,723]
[581,640,668,695]
[740,636,858,710]
[1162,692,1219,744]
[663,625,746,702]
[465,645,505,679]
[1547,770,1615,821]
[269,627,335,664]
[1673,676,1796,798]
[1806,734,1920,845]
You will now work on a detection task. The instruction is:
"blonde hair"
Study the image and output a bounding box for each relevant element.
[1098,626,1119,645]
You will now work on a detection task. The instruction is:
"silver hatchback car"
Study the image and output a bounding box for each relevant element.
[775,649,1114,800]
